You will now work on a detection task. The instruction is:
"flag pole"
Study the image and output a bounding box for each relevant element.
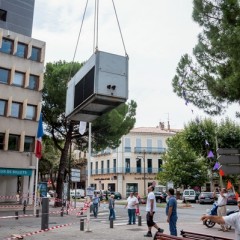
[34,157,39,216]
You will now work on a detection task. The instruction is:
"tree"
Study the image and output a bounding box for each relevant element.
[158,133,208,189]
[172,0,240,117]
[42,60,137,205]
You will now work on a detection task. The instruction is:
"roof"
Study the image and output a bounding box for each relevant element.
[130,127,180,135]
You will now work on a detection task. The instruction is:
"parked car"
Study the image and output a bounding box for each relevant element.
[111,191,122,200]
[227,192,237,205]
[182,189,196,203]
[198,192,214,204]
[154,192,166,203]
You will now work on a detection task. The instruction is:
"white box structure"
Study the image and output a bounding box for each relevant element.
[65,51,128,122]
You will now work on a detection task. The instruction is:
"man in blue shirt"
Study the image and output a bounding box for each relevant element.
[92,192,100,218]
[166,188,178,236]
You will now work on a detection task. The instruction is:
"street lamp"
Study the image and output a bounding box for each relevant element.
[136,150,146,196]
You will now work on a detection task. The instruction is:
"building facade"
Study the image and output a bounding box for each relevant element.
[89,125,176,198]
[0,0,45,204]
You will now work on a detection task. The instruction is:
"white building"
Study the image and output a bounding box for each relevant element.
[89,123,178,198]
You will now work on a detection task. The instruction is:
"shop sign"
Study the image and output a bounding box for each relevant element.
[0,168,32,176]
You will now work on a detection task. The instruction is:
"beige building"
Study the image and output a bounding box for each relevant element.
[89,124,177,198]
[0,28,45,202]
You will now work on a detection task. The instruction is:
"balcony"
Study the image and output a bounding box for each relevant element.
[134,147,166,154]
[89,167,162,175]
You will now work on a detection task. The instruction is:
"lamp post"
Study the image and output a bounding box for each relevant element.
[137,150,146,196]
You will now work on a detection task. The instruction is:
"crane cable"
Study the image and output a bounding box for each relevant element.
[69,0,128,81]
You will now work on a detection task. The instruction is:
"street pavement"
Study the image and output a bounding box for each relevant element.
[0,200,235,240]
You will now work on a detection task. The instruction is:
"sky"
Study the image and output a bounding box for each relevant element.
[32,0,239,129]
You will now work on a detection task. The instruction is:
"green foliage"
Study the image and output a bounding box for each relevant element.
[172,0,240,116]
[158,133,208,188]
[158,118,240,188]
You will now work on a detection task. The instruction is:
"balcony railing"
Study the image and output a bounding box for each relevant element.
[134,147,166,154]
[89,167,162,175]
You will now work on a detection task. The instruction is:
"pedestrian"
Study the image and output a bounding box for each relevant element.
[109,194,115,220]
[201,197,240,240]
[144,185,164,237]
[214,187,228,231]
[125,192,139,225]
[92,191,100,218]
[166,188,178,236]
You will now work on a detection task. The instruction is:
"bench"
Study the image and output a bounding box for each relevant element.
[153,232,187,240]
[180,230,232,240]
[154,230,232,240]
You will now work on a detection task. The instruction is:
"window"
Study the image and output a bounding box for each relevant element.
[8,134,20,151]
[0,38,13,54]
[16,42,27,58]
[0,99,7,116]
[158,159,163,172]
[136,158,141,173]
[29,46,41,61]
[147,159,152,173]
[113,159,116,173]
[125,158,130,173]
[28,75,39,90]
[107,160,110,173]
[124,138,131,152]
[26,105,36,120]
[13,72,25,87]
[24,136,35,152]
[11,102,21,118]
[0,68,10,84]
[0,9,7,21]
[0,133,4,150]
[95,162,98,174]
[101,161,104,174]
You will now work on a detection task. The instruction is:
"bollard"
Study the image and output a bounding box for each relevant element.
[80,218,84,231]
[23,200,27,214]
[41,197,49,230]
[36,209,39,218]
[110,218,114,228]
[138,215,142,226]
[61,206,64,217]
[15,211,18,220]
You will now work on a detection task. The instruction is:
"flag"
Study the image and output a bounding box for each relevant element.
[213,162,220,171]
[207,150,214,158]
[227,180,233,190]
[219,169,225,176]
[35,113,43,159]
[79,121,87,135]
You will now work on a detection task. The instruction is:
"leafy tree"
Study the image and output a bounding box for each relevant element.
[159,118,240,190]
[172,0,240,117]
[42,60,137,205]
[158,133,208,189]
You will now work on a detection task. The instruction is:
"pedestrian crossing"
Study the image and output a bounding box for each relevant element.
[90,212,146,226]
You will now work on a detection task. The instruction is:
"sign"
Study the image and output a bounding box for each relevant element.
[217,148,240,155]
[0,168,32,176]
[86,186,94,197]
[71,168,80,182]
[218,155,240,165]
[221,165,240,175]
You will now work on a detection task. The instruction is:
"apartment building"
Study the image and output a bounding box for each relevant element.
[90,124,177,198]
[0,0,45,203]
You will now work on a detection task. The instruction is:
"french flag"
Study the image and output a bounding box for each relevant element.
[35,113,44,159]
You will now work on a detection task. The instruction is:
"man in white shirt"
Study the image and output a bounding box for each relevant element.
[125,192,139,225]
[201,198,240,240]
[214,188,228,231]
[144,185,164,237]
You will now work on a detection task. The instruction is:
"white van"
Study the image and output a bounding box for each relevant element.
[182,189,196,203]
[70,189,85,199]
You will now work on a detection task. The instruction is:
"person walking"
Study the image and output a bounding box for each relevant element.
[214,187,228,231]
[125,192,139,225]
[166,188,178,236]
[144,185,164,237]
[109,194,116,220]
[92,191,100,218]
[201,197,240,239]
